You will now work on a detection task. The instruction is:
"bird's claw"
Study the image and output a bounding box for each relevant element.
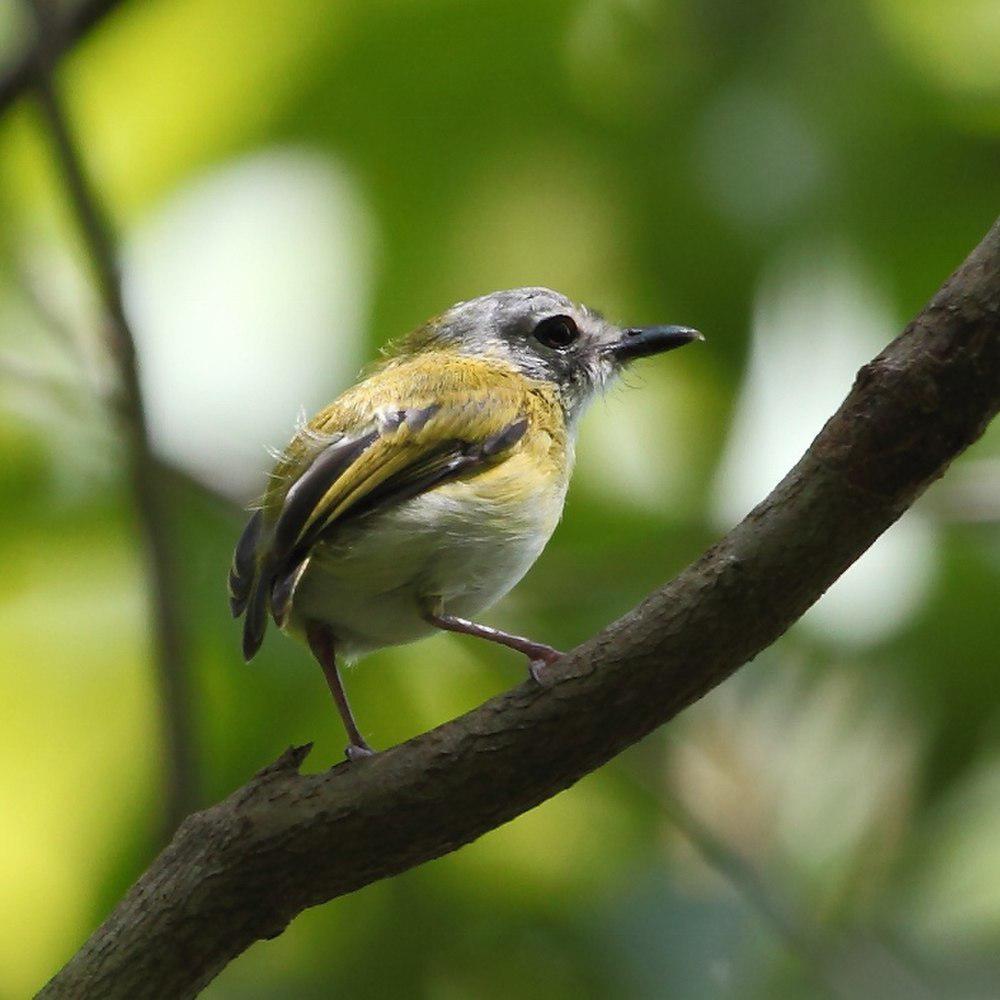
[345,743,375,762]
[528,648,563,685]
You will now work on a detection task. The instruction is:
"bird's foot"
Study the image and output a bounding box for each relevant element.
[527,646,563,685]
[345,741,375,762]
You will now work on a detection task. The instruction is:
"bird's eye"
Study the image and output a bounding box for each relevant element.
[533,315,579,350]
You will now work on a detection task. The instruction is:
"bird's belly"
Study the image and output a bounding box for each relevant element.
[287,468,566,658]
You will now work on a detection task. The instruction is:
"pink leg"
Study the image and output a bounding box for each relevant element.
[423,610,562,682]
[306,623,374,761]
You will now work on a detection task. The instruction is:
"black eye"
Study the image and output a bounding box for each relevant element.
[533,315,579,350]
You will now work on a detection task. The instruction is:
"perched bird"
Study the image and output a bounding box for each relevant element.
[229,287,701,759]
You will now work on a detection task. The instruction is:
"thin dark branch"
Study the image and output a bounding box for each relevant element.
[10,259,249,514]
[26,0,198,837]
[0,0,128,118]
[37,218,1000,999]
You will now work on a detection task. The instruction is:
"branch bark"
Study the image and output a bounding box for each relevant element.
[38,221,1000,999]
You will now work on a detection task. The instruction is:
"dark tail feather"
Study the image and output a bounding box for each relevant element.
[230,510,271,660]
[271,554,310,628]
[229,510,263,617]
[242,569,271,662]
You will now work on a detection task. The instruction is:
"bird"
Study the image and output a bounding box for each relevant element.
[229,287,702,760]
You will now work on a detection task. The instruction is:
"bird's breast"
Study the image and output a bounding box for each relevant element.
[284,382,572,657]
[288,443,569,657]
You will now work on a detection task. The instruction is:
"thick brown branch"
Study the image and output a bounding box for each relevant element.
[26,0,197,836]
[38,219,1000,998]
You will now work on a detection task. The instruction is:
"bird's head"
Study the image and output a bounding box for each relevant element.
[394,287,702,421]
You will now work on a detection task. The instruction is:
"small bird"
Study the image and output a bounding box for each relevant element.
[229,287,701,759]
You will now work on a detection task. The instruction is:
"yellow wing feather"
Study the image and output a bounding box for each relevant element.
[233,350,567,660]
[263,352,563,542]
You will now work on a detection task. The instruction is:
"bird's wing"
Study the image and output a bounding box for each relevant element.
[230,372,531,660]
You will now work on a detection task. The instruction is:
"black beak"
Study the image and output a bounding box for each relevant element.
[607,325,704,363]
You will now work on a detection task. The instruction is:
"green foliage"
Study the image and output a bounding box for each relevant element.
[1,0,998,997]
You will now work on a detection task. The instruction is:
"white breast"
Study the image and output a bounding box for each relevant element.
[287,471,568,659]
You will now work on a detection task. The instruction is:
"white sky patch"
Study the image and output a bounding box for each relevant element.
[123,148,375,497]
[711,245,939,646]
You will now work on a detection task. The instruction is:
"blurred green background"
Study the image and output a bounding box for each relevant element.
[2,0,999,997]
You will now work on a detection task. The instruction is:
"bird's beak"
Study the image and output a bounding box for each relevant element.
[606,325,704,363]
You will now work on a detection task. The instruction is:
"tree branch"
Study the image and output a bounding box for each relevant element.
[0,0,128,118]
[38,222,1000,999]
[26,0,198,836]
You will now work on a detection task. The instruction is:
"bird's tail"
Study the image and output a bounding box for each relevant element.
[228,510,270,661]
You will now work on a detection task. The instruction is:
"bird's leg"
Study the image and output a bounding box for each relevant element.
[306,623,374,761]
[423,609,563,683]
